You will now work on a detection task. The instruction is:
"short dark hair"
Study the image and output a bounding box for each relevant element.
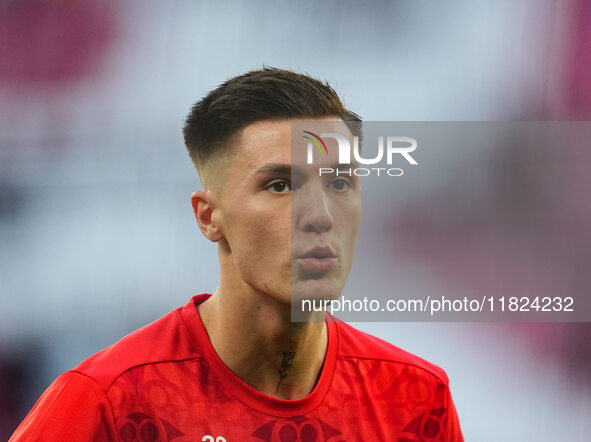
[183,67,361,173]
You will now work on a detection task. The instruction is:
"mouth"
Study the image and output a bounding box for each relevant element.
[297,247,337,275]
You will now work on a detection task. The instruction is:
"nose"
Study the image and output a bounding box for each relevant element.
[294,181,333,233]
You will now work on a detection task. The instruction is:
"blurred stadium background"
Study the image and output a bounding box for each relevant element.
[1,0,590,440]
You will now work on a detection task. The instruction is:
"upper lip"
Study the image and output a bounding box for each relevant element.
[299,246,337,259]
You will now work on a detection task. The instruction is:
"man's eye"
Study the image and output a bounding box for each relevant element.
[328,178,350,192]
[266,180,291,194]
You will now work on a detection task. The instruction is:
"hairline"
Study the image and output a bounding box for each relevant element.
[197,116,348,189]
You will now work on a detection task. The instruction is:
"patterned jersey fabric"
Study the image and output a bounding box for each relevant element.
[11,293,463,441]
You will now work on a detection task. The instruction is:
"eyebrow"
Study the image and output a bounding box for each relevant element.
[252,161,362,177]
[324,161,361,171]
[253,163,292,176]
[251,163,312,179]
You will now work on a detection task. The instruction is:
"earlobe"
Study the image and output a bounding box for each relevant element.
[190,190,224,242]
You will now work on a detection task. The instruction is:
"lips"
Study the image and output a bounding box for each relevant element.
[297,247,337,275]
[301,247,336,259]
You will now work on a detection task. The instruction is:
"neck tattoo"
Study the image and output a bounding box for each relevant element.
[276,351,296,392]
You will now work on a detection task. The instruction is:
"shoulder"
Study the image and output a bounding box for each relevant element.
[72,303,198,392]
[10,371,118,441]
[334,320,449,385]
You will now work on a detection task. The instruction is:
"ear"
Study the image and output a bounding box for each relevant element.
[190,190,224,242]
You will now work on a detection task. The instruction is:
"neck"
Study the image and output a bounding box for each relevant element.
[198,283,328,400]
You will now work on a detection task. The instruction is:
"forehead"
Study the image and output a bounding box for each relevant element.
[237,120,291,163]
[236,118,348,165]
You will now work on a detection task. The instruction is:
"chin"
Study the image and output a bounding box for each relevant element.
[289,281,344,322]
[291,279,343,303]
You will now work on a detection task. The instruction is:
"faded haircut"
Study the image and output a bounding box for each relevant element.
[183,67,361,178]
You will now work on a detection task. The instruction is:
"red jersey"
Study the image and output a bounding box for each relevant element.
[11,294,463,441]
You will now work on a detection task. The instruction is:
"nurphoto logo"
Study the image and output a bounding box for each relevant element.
[302,130,418,177]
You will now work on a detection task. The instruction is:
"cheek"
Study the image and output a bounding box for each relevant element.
[235,217,292,293]
[229,208,291,264]
[257,219,291,256]
[337,199,361,230]
[339,203,362,256]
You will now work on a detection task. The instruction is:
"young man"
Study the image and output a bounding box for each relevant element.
[11,68,463,441]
